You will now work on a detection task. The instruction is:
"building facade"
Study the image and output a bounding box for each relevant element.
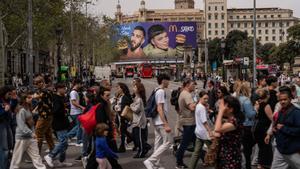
[116,0,299,46]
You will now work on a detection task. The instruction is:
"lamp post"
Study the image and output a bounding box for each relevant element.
[55,27,63,82]
[253,0,257,88]
[221,38,226,82]
[79,43,84,78]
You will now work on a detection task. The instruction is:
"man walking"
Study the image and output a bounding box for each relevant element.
[176,79,196,168]
[67,79,85,146]
[144,74,172,169]
[44,83,72,167]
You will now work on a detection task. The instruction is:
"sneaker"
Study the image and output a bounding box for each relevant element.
[44,155,54,168]
[68,142,77,146]
[175,163,188,169]
[44,149,50,153]
[143,160,155,169]
[75,143,83,147]
[56,161,73,167]
[24,159,32,163]
[75,156,82,162]
[82,156,88,168]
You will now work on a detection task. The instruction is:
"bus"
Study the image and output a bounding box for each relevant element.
[125,65,135,77]
[139,63,153,78]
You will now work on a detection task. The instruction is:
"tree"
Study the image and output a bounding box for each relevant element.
[287,24,300,41]
[225,30,248,59]
[259,43,276,63]
[207,38,222,65]
[271,41,299,69]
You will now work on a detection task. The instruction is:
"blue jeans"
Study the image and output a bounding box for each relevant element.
[82,130,92,157]
[50,130,68,162]
[67,115,82,143]
[176,125,196,165]
[0,122,12,169]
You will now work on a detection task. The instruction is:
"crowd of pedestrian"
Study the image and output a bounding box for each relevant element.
[1,72,300,169]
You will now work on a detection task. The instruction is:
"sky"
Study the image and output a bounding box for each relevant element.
[89,0,300,18]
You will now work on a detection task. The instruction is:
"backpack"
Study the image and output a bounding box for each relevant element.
[145,88,161,118]
[170,87,181,111]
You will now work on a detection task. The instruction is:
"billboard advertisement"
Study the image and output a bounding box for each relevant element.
[116,22,197,59]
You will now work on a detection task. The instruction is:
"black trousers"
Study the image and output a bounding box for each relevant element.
[132,127,147,156]
[242,126,256,169]
[86,137,122,169]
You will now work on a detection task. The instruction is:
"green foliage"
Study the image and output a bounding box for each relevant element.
[287,24,300,41]
[225,30,248,59]
[271,41,299,68]
[260,43,276,63]
[207,38,222,63]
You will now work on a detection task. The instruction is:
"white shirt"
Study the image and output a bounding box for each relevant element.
[70,90,82,115]
[194,103,210,140]
[153,88,168,126]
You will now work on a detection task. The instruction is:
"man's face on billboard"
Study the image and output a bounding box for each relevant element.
[130,29,145,51]
[151,31,169,50]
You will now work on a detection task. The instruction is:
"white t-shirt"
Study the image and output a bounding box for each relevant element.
[70,90,82,115]
[194,103,210,140]
[153,88,168,126]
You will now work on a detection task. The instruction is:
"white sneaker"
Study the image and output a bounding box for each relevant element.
[44,155,54,168]
[57,161,73,167]
[75,143,83,147]
[82,156,88,168]
[144,160,155,169]
[44,149,50,153]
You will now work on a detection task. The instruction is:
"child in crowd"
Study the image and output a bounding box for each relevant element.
[95,123,118,169]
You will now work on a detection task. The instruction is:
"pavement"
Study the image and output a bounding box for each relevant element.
[19,78,216,169]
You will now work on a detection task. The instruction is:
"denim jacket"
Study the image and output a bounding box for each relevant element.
[238,95,256,127]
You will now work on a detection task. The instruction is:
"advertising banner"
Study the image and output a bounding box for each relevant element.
[116,22,197,59]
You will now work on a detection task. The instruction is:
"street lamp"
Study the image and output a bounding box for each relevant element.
[55,26,63,82]
[253,0,257,88]
[221,38,226,82]
[79,43,84,78]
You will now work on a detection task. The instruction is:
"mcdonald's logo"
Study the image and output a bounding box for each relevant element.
[169,25,178,32]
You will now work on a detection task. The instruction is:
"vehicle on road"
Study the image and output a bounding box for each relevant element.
[139,63,153,78]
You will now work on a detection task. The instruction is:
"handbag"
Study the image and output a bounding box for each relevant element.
[78,104,100,134]
[121,105,133,121]
[203,137,220,167]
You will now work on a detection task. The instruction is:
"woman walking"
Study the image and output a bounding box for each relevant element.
[10,91,46,169]
[214,96,245,169]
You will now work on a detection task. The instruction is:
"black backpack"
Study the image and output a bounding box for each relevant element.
[170,87,181,111]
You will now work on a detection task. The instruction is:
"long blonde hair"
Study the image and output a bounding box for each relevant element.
[236,82,251,98]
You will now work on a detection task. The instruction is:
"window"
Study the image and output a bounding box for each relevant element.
[243,15,246,19]
[271,15,274,18]
[259,36,262,40]
[264,15,267,18]
[251,30,254,34]
[237,16,240,19]
[238,23,240,28]
[222,6,224,11]
[257,15,260,18]
[279,36,283,41]
[272,36,276,41]
[244,23,247,28]
[265,30,269,34]
[272,22,276,27]
[208,6,211,11]
[215,14,218,20]
[222,23,225,28]
[231,23,234,28]
[265,23,268,27]
[222,30,225,35]
[208,30,211,35]
[287,22,290,27]
[280,22,283,27]
[278,14,281,18]
[230,15,233,19]
[208,14,211,20]
[208,23,211,28]
[265,36,269,41]
[215,30,218,35]
[272,29,276,34]
[258,30,262,34]
[215,23,218,28]
[250,15,253,19]
[258,23,261,27]
[215,6,217,11]
[251,23,254,27]
[221,14,224,20]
